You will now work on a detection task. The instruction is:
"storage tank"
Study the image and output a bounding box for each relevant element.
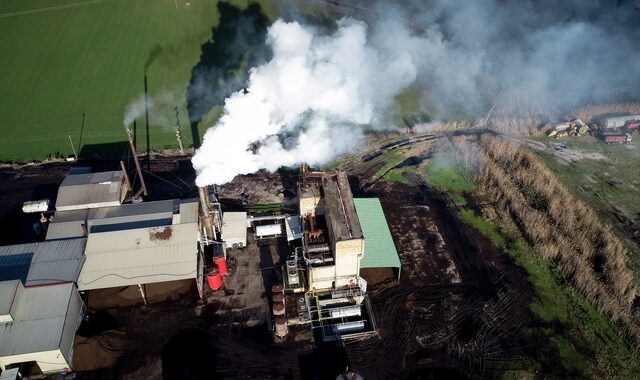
[272,292,285,303]
[272,283,284,294]
[274,315,288,338]
[329,305,362,319]
[214,256,228,276]
[334,320,365,335]
[206,267,223,290]
[273,301,286,316]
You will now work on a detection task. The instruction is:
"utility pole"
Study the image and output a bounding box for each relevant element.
[67,135,78,160]
[175,106,185,154]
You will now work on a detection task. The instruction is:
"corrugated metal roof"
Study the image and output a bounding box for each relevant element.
[222,212,247,244]
[27,239,87,286]
[0,242,35,283]
[78,222,198,290]
[0,280,21,319]
[0,282,79,357]
[55,171,123,211]
[179,202,199,224]
[0,239,87,286]
[46,200,176,240]
[353,198,401,279]
[322,172,363,242]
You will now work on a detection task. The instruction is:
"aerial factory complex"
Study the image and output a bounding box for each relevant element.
[0,159,400,377]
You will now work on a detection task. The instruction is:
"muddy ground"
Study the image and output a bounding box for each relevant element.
[0,155,536,379]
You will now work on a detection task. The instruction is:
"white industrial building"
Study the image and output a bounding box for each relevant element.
[221,211,247,249]
[298,170,365,291]
[77,201,200,293]
[0,280,84,374]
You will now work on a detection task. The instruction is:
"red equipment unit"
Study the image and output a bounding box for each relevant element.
[626,122,640,130]
[214,256,228,276]
[207,267,223,290]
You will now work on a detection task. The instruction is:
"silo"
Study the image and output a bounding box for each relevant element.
[273,301,285,316]
[272,283,284,294]
[272,292,285,303]
[274,315,288,338]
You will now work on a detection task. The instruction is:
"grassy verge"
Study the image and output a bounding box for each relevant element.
[425,163,640,378]
[532,140,640,273]
[423,154,476,205]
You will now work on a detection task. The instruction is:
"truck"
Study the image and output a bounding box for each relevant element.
[603,133,632,144]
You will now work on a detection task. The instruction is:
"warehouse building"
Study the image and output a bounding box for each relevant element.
[0,238,87,286]
[46,199,178,240]
[0,280,85,374]
[76,200,200,300]
[54,171,128,212]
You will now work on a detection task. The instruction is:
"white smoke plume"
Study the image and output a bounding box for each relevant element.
[192,18,417,186]
[123,94,149,128]
[123,90,184,132]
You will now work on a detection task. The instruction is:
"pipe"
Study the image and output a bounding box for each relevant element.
[126,129,148,197]
[119,161,133,199]
[198,186,211,214]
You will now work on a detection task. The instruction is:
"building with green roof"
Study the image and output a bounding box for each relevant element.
[353,198,401,281]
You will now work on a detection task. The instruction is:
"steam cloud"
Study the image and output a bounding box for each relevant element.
[369,0,640,113]
[192,18,417,186]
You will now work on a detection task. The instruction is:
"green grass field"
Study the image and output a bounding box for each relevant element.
[0,0,283,161]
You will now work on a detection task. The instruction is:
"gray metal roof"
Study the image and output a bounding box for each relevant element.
[55,171,124,211]
[322,172,363,242]
[46,200,176,240]
[0,282,82,358]
[78,222,198,291]
[0,238,87,286]
[222,212,248,245]
[0,280,21,321]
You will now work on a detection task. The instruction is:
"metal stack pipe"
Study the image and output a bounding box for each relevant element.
[199,186,215,239]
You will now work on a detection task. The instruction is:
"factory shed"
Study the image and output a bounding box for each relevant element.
[55,171,126,212]
[77,202,199,291]
[0,238,87,286]
[0,281,85,374]
[353,198,401,281]
[46,200,176,240]
[221,212,247,249]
